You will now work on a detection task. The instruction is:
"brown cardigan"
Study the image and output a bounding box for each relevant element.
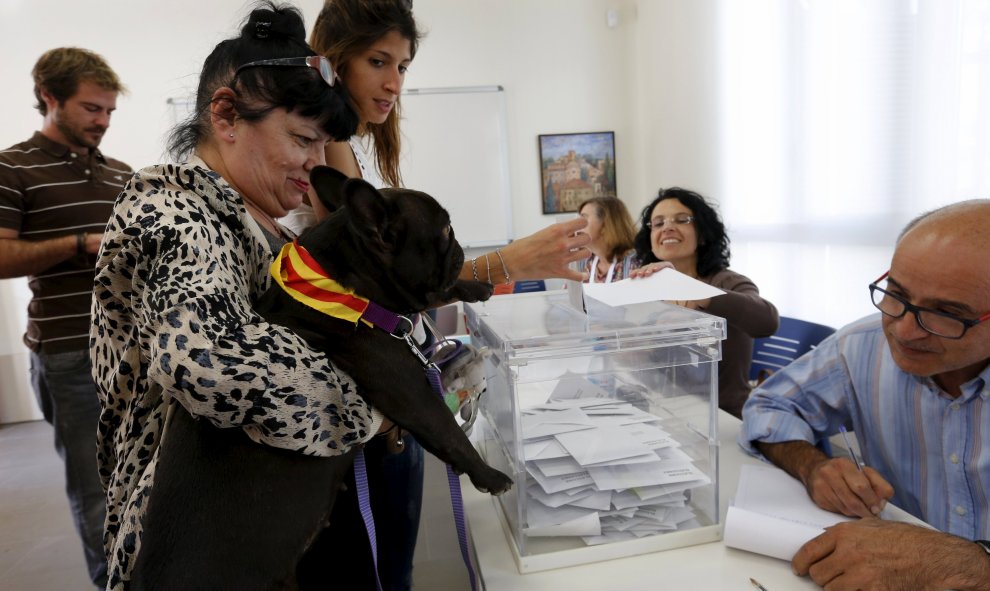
[698,268,779,417]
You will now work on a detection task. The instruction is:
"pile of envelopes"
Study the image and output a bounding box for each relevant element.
[520,373,712,545]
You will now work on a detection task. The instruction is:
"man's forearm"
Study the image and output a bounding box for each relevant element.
[0,235,78,278]
[755,439,830,486]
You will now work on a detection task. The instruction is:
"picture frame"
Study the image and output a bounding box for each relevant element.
[538,131,617,214]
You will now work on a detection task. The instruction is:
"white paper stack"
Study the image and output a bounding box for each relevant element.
[519,375,711,545]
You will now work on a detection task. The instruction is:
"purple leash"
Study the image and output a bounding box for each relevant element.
[427,364,479,591]
[351,305,479,591]
[352,449,383,591]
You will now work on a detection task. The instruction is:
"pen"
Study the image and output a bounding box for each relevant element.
[838,425,863,471]
[750,577,769,591]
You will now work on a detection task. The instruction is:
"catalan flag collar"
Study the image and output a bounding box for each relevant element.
[271,241,384,328]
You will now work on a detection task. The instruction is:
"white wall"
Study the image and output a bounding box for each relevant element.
[408,0,643,239]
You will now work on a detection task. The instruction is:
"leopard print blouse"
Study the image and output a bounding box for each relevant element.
[91,159,377,590]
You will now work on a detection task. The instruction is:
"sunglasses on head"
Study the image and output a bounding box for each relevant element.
[235,55,338,87]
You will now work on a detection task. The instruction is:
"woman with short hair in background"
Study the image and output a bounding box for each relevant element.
[630,187,779,417]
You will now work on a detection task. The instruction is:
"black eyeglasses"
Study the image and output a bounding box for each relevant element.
[869,271,990,339]
[647,214,694,229]
[235,56,338,87]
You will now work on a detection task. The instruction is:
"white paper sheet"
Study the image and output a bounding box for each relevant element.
[582,267,725,307]
[528,464,595,494]
[733,464,855,528]
[723,505,828,561]
[723,464,931,561]
[528,484,595,508]
[547,372,613,401]
[520,407,596,439]
[554,426,653,466]
[523,438,571,460]
[587,460,709,490]
[524,508,602,537]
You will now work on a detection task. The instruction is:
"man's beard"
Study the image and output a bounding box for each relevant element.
[56,114,105,150]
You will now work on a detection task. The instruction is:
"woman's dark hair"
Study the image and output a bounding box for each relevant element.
[168,1,359,160]
[310,0,424,187]
[633,187,731,277]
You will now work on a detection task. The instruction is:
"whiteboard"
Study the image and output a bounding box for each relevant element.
[399,86,513,248]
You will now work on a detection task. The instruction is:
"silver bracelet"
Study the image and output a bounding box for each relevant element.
[471,257,479,281]
[484,253,492,283]
[495,248,510,283]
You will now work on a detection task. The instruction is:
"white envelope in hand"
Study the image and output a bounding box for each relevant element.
[583,267,725,307]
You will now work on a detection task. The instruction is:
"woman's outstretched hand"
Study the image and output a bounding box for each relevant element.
[499,217,592,282]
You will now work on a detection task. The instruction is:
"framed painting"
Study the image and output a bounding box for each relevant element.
[538,131,616,214]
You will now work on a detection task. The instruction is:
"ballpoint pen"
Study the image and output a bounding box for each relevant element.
[750,577,769,591]
[838,425,863,471]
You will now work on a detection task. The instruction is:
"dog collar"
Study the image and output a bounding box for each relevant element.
[270,241,407,335]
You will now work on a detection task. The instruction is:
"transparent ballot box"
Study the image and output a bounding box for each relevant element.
[464,291,725,573]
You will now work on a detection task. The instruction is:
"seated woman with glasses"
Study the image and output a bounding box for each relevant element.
[629,187,780,417]
[89,3,395,589]
[576,196,639,283]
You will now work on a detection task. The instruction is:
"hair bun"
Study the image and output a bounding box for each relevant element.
[243,4,306,43]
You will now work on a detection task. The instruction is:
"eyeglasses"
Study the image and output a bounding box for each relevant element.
[647,214,694,229]
[869,271,990,339]
[235,55,338,87]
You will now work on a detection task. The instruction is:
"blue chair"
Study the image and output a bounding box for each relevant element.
[749,316,836,384]
[749,316,837,456]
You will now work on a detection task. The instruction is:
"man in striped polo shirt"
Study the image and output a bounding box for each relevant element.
[0,47,130,588]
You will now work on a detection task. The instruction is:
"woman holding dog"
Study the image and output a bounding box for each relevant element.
[90,3,398,589]
[279,2,596,589]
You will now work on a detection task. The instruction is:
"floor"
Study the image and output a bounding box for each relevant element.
[0,420,470,590]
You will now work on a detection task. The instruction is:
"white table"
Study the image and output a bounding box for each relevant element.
[462,411,821,591]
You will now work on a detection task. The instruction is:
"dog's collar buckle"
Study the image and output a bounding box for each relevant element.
[389,315,415,339]
[393,329,438,372]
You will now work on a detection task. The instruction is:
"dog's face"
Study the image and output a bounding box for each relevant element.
[301,166,494,314]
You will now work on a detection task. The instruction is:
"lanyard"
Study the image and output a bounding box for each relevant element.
[588,256,617,284]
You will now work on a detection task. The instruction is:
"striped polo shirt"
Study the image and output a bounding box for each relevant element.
[0,132,131,353]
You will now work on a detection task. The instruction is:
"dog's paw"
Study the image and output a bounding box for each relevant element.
[447,280,495,303]
[470,466,513,496]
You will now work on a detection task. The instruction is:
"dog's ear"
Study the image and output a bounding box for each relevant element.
[309,166,350,213]
[343,178,390,250]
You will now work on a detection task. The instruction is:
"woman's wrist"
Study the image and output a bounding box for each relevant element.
[494,248,510,283]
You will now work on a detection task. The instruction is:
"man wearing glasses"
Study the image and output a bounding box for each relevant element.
[740,199,990,590]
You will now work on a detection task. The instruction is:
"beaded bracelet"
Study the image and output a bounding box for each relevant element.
[494,248,510,283]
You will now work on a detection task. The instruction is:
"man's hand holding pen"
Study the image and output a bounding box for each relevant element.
[757,439,895,519]
[802,454,894,518]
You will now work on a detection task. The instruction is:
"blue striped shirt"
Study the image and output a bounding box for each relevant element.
[739,314,990,539]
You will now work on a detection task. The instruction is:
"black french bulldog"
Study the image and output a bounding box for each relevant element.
[131,167,512,590]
